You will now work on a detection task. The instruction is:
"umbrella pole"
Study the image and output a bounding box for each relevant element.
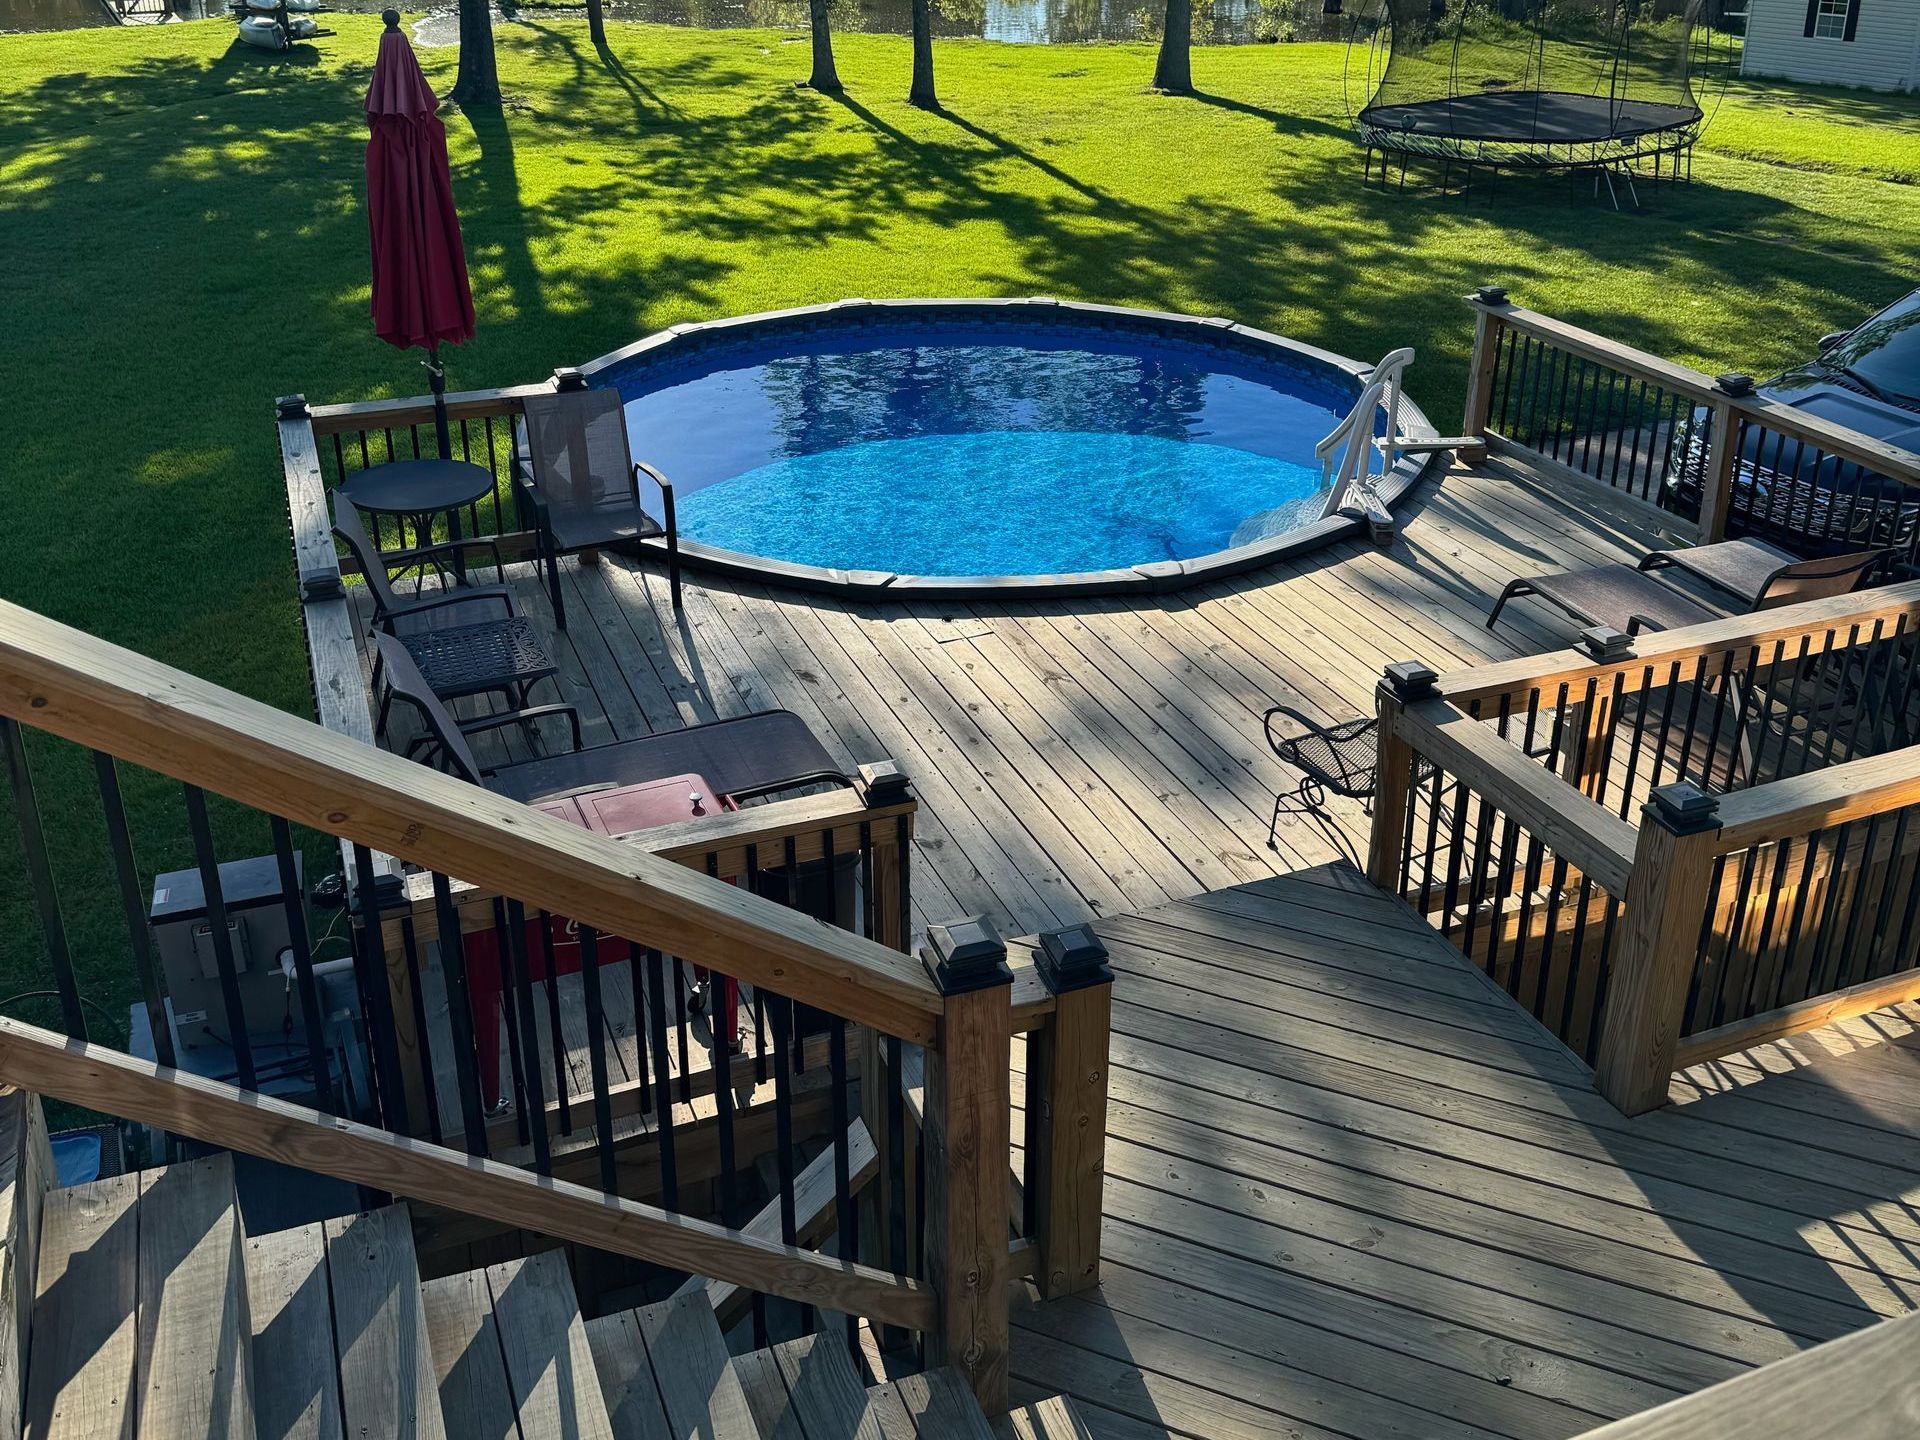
[427,344,453,459]
[426,345,466,583]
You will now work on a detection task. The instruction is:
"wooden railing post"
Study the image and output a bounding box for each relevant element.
[857,760,913,1286]
[1696,372,1751,543]
[1366,661,1438,891]
[920,917,1013,1415]
[1024,924,1112,1301]
[1593,782,1723,1116]
[1460,285,1510,463]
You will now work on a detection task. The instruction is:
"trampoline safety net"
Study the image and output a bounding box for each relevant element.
[1346,0,1727,165]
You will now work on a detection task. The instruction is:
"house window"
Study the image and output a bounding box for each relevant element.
[1812,0,1853,37]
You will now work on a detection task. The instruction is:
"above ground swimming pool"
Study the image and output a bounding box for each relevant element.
[576,300,1434,594]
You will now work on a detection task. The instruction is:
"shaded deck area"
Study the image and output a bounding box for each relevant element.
[351,455,1680,943]
[1006,867,1920,1439]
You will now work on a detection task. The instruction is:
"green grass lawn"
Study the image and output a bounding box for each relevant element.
[0,13,1916,1050]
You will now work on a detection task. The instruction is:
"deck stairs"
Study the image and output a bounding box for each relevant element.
[0,1101,1086,1440]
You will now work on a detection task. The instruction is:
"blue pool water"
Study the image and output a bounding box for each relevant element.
[605,323,1363,577]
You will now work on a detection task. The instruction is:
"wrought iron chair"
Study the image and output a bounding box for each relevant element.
[1264,704,1426,867]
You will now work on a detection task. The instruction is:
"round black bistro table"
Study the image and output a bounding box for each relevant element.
[339,458,496,585]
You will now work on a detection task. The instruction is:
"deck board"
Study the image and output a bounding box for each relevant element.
[342,460,1920,1439]
[1005,873,1920,1439]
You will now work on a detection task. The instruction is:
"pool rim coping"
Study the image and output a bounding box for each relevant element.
[578,295,1442,599]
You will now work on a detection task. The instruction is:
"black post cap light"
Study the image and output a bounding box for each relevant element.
[1648,781,1721,835]
[1578,625,1635,663]
[921,916,1012,995]
[859,759,911,805]
[552,366,589,392]
[1472,284,1510,306]
[1035,924,1113,994]
[1714,372,1755,397]
[1382,660,1439,702]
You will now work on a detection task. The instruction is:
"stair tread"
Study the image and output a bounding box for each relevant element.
[588,1291,758,1440]
[583,1310,671,1440]
[887,1369,997,1440]
[993,1394,1097,1440]
[860,1381,920,1440]
[733,1348,800,1440]
[422,1268,519,1440]
[136,1154,251,1440]
[770,1333,884,1440]
[246,1221,344,1440]
[25,1170,141,1439]
[484,1250,615,1440]
[324,1203,447,1440]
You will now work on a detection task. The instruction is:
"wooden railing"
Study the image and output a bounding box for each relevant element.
[0,600,1123,1411]
[1460,288,1920,564]
[1370,582,1920,1115]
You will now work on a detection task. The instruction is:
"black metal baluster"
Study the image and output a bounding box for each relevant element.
[576,925,618,1193]
[351,844,411,1135]
[821,827,857,1344]
[674,954,693,1105]
[2,720,86,1038]
[268,816,328,1104]
[646,947,678,1209]
[490,901,530,1147]
[93,752,172,1065]
[397,920,442,1144]
[539,916,572,1134]
[1769,831,1822,1016]
[747,844,769,1084]
[506,900,553,1176]
[431,873,489,1156]
[769,989,807,1333]
[706,863,739,1234]
[183,785,256,1088]
[1559,874,1595,1043]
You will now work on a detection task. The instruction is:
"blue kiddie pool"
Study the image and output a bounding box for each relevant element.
[577,300,1437,595]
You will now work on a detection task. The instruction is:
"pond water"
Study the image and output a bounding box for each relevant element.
[3,0,1347,45]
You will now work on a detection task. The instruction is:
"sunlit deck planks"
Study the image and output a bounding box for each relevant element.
[1004,867,1920,1440]
[350,455,1682,947]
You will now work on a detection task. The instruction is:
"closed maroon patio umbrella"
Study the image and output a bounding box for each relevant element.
[365,8,475,456]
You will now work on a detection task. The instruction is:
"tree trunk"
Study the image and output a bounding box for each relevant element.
[909,0,937,108]
[806,0,842,91]
[587,0,606,47]
[1151,0,1192,93]
[450,0,501,106]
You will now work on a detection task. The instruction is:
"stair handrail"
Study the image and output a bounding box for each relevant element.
[0,1014,934,1330]
[0,600,943,1046]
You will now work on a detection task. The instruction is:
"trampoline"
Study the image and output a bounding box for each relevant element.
[1344,0,1737,199]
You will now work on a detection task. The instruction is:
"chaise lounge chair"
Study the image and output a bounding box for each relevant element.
[372,633,849,807]
[1487,540,1885,637]
[517,385,681,630]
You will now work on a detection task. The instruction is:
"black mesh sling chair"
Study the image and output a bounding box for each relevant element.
[517,387,682,631]
[337,496,560,714]
[373,633,851,807]
[1486,544,1886,637]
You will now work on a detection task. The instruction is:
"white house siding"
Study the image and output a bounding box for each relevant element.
[1740,0,1920,90]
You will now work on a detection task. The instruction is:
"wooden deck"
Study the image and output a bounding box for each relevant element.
[1005,867,1920,1440]
[352,455,1683,945]
[347,456,1920,1437]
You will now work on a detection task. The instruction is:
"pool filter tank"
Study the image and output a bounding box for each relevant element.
[149,854,306,1053]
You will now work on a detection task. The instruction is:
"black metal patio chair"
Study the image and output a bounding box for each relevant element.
[338,496,560,717]
[1264,704,1428,867]
[516,386,682,629]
